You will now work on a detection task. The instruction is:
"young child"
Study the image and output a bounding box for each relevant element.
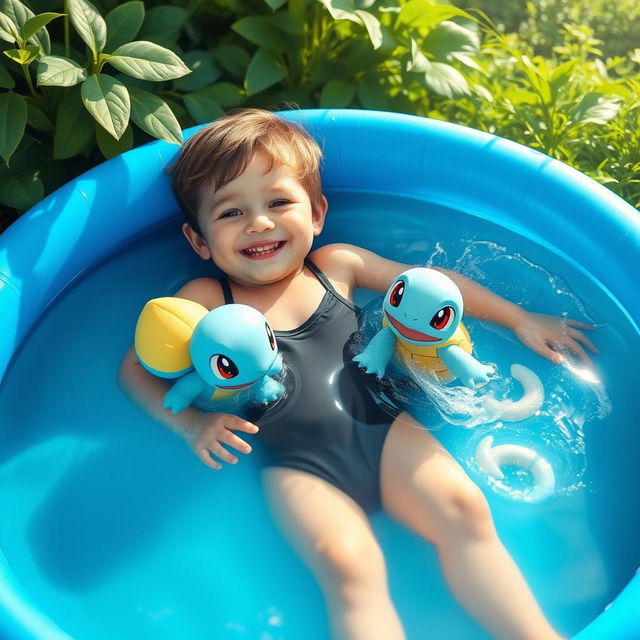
[119,108,597,640]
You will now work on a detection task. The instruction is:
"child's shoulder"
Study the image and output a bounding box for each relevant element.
[173,277,225,311]
[310,242,381,280]
[309,243,363,288]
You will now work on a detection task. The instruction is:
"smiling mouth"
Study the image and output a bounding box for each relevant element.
[241,241,286,259]
[386,312,439,342]
[216,380,256,390]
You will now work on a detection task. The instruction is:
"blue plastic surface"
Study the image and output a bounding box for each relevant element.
[1,110,640,639]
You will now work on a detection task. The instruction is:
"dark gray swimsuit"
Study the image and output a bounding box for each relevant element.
[220,258,398,512]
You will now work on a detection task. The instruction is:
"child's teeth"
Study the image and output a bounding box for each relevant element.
[246,242,279,254]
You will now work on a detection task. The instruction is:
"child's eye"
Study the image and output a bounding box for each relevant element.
[270,199,290,208]
[218,209,241,219]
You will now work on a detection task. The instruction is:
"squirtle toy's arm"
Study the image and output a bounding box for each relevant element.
[163,371,208,414]
[249,354,285,405]
[438,345,495,389]
[353,325,397,378]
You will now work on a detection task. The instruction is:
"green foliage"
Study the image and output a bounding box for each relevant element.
[431,13,640,206]
[0,0,189,219]
[1,0,639,230]
[522,0,640,60]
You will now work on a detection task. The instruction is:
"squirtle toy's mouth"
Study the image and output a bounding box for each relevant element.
[216,380,256,390]
[386,312,440,343]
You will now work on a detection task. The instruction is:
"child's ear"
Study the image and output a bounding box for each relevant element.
[182,223,211,260]
[312,195,328,236]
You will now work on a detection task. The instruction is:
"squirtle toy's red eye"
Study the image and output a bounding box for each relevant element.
[210,354,239,380]
[430,306,455,331]
[389,280,405,307]
[265,322,276,351]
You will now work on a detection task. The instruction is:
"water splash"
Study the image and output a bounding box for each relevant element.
[357,239,612,501]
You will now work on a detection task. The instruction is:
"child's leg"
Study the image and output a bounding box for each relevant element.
[262,467,405,640]
[380,412,563,640]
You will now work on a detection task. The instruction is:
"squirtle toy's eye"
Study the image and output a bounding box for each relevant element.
[389,280,405,307]
[210,354,239,380]
[265,321,276,351]
[430,306,455,331]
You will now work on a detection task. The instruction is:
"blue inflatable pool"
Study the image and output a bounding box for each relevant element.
[1,109,639,639]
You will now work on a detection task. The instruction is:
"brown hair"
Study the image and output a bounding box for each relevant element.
[169,108,323,234]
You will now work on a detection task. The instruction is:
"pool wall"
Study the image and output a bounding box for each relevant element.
[1,109,640,639]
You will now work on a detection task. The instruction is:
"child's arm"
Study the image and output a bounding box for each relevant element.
[313,243,598,365]
[118,347,258,470]
[118,278,259,469]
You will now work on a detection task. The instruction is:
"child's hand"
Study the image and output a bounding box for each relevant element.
[513,312,599,365]
[188,413,259,470]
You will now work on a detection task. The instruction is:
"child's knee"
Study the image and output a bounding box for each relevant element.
[317,534,386,587]
[438,482,494,540]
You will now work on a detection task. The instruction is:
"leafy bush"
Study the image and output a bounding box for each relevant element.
[1,0,639,231]
[0,0,192,221]
[522,0,640,59]
[1,0,486,229]
[431,15,640,206]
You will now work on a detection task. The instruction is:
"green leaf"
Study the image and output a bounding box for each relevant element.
[406,39,431,73]
[0,62,15,88]
[128,86,182,144]
[54,88,94,159]
[67,0,106,60]
[196,82,244,107]
[139,5,188,43]
[396,1,472,28]
[549,59,578,100]
[0,91,27,165]
[271,12,303,37]
[20,12,63,42]
[317,0,360,22]
[162,95,188,125]
[0,169,43,209]
[37,55,87,87]
[183,92,223,125]
[104,1,144,52]
[232,16,287,51]
[245,48,286,96]
[356,76,389,110]
[0,0,49,53]
[503,87,539,106]
[0,0,33,35]
[108,41,190,81]
[264,0,287,10]
[571,93,622,125]
[423,61,469,98]
[354,10,382,49]
[213,45,250,79]
[81,73,130,139]
[0,11,19,42]
[423,20,479,62]
[96,121,133,158]
[3,45,40,65]
[0,133,39,174]
[26,100,54,131]
[174,50,221,92]
[319,79,356,108]
[517,54,549,102]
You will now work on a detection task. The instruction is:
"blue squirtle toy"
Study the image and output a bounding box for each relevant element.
[135,298,284,414]
[353,268,494,389]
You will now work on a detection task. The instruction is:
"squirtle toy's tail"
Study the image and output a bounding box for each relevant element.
[135,298,284,413]
[354,268,494,388]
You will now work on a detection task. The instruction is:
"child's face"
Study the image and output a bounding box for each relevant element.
[183,153,327,286]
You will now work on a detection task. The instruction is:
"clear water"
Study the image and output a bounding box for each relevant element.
[1,191,640,639]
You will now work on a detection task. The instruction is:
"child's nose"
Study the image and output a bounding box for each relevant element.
[246,213,275,233]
